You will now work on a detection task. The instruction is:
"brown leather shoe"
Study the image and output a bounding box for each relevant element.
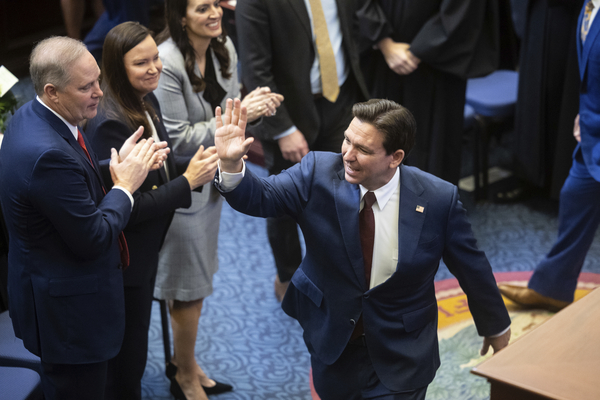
[498,284,571,312]
[274,276,289,302]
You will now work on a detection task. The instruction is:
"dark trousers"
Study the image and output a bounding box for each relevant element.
[529,147,600,302]
[40,359,108,400]
[105,279,156,400]
[310,338,427,400]
[261,77,360,282]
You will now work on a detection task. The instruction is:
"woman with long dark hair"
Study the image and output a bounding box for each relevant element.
[85,21,219,400]
[152,1,283,399]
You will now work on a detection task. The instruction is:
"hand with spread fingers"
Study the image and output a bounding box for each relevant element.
[215,98,254,173]
[241,86,284,121]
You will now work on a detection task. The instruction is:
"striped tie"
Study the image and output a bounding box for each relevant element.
[582,0,595,43]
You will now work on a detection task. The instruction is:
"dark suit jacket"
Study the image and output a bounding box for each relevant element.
[0,99,132,364]
[577,3,600,181]
[235,0,391,144]
[87,93,192,287]
[220,152,510,391]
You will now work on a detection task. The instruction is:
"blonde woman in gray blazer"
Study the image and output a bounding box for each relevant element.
[153,0,282,399]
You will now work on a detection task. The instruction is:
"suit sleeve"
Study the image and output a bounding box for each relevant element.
[441,187,511,336]
[221,152,317,218]
[90,119,192,227]
[408,0,499,78]
[235,0,296,139]
[29,149,131,259]
[356,0,393,52]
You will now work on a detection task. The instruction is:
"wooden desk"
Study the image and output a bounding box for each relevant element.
[472,288,600,400]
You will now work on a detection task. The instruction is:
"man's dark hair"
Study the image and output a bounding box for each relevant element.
[352,99,416,156]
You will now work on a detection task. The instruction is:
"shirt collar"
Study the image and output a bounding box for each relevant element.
[36,96,79,140]
[359,167,400,210]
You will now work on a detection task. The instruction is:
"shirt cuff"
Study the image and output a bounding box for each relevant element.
[487,325,511,338]
[273,125,297,140]
[112,186,134,210]
[218,160,246,192]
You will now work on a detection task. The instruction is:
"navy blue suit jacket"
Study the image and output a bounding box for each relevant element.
[578,3,600,180]
[0,99,131,364]
[220,152,510,391]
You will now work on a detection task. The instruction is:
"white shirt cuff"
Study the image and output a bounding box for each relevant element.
[273,125,297,140]
[218,160,246,192]
[487,325,511,338]
[112,186,134,210]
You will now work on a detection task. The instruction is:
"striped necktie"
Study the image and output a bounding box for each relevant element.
[582,0,595,43]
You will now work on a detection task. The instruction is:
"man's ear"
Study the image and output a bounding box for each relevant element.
[390,149,405,168]
[43,83,59,103]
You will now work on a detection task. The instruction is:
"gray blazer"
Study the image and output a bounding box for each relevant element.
[155,37,240,156]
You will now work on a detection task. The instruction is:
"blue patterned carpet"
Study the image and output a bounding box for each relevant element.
[142,163,600,400]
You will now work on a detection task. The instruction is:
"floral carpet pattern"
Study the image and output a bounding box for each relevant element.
[141,163,600,400]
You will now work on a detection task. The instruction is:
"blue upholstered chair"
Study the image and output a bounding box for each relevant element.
[0,311,41,373]
[0,366,43,400]
[465,70,519,199]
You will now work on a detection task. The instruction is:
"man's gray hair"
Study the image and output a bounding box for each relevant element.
[29,36,89,96]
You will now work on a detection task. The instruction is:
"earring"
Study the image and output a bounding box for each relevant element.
[182,25,186,32]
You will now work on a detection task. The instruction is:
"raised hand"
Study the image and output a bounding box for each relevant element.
[215,98,254,173]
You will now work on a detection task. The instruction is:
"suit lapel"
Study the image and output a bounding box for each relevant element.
[151,104,171,183]
[287,0,314,40]
[398,166,427,266]
[333,166,366,288]
[155,124,170,183]
[32,100,105,187]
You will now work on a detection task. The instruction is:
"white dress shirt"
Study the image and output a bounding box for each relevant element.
[359,168,400,289]
[589,0,600,27]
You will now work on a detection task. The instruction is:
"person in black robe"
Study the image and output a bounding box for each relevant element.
[361,0,499,185]
[513,0,583,200]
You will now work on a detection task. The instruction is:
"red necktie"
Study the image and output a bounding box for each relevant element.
[360,191,376,288]
[77,129,130,269]
[350,191,377,342]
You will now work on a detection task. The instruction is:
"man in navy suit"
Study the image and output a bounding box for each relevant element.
[0,36,165,400]
[214,98,511,399]
[499,0,600,312]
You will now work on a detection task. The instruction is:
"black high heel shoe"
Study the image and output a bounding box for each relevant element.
[166,362,233,396]
[169,377,189,400]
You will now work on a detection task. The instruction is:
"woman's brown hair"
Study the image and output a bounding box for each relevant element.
[156,0,231,93]
[100,21,158,138]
